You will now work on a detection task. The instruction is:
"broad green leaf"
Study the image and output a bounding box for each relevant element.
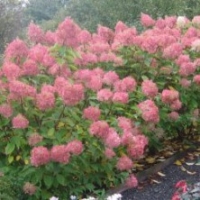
[48,128,55,137]
[141,75,148,80]
[69,109,81,121]
[56,174,66,186]
[24,159,29,165]
[11,136,21,149]
[8,155,14,164]
[85,183,94,191]
[16,155,21,161]
[44,175,54,189]
[66,118,75,127]
[5,143,15,155]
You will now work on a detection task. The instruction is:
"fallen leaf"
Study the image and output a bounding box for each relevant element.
[157,158,166,162]
[183,145,190,149]
[195,160,200,166]
[186,170,196,175]
[164,151,174,157]
[174,160,182,166]
[157,172,166,177]
[151,179,161,184]
[187,154,195,160]
[185,162,195,166]
[135,163,144,171]
[180,166,187,171]
[146,157,156,164]
[180,158,185,162]
[194,152,200,157]
[135,163,145,168]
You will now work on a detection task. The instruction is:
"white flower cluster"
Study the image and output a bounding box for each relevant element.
[49,193,122,200]
[49,197,59,200]
[106,193,122,200]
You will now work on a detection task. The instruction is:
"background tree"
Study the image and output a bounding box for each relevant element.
[37,0,200,32]
[0,0,27,55]
[25,0,69,23]
[183,0,200,19]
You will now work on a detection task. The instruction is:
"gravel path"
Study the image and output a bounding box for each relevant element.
[121,158,200,200]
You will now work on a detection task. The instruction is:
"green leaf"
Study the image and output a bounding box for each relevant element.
[32,169,44,184]
[5,143,15,155]
[66,118,75,127]
[85,183,94,191]
[8,155,14,164]
[11,136,21,149]
[44,175,54,189]
[56,174,66,186]
[69,109,81,122]
[47,128,55,137]
[141,75,148,80]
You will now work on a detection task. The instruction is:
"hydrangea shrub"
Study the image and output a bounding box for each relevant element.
[1,14,200,199]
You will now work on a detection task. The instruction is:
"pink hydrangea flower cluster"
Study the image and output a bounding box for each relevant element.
[30,146,50,167]
[22,59,39,76]
[55,78,84,106]
[125,174,138,188]
[178,61,196,77]
[117,116,133,131]
[127,134,148,158]
[36,92,55,110]
[114,76,137,92]
[104,148,116,159]
[140,13,155,27]
[112,92,129,104]
[141,79,158,98]
[89,121,123,149]
[161,89,182,110]
[28,133,43,146]
[28,44,48,63]
[83,106,101,121]
[138,100,160,123]
[0,103,13,118]
[65,140,84,155]
[9,80,36,99]
[180,78,191,88]
[12,114,29,129]
[103,71,119,85]
[56,17,81,48]
[28,22,45,44]
[2,62,21,80]
[116,155,133,171]
[5,38,29,61]
[163,43,183,59]
[89,120,110,139]
[103,128,121,148]
[193,74,200,85]
[97,88,113,102]
[31,140,84,166]
[50,145,70,164]
[168,111,180,121]
[23,182,37,196]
